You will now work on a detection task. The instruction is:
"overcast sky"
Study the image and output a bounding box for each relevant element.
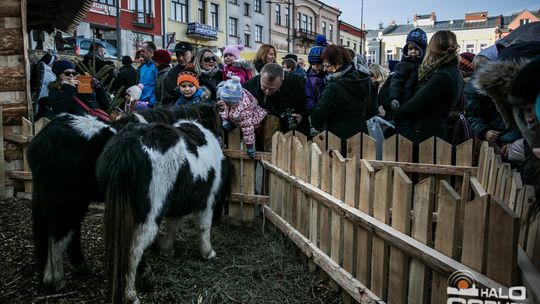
[323,0,540,30]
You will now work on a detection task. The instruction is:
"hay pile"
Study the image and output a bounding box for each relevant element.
[0,198,343,303]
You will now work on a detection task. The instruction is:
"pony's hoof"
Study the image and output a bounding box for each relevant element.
[136,272,155,292]
[44,278,67,294]
[202,249,216,260]
[159,246,174,257]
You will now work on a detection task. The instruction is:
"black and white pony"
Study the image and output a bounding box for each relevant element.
[95,118,230,304]
[27,104,221,292]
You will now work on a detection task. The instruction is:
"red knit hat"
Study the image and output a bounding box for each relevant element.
[177,64,199,88]
[459,52,475,76]
[152,49,172,65]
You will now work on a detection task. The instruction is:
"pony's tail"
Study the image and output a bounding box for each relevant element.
[97,138,142,303]
[214,157,235,222]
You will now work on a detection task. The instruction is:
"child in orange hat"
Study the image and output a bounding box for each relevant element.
[175,64,210,106]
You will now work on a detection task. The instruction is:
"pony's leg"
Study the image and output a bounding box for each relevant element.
[43,231,74,292]
[159,217,182,256]
[135,253,155,292]
[67,228,89,274]
[198,202,216,260]
[125,222,159,303]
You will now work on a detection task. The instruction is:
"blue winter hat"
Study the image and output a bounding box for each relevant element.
[308,35,328,64]
[52,60,75,76]
[218,76,243,103]
[404,28,427,57]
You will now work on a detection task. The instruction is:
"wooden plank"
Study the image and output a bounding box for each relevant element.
[361,133,376,160]
[481,147,495,189]
[518,247,540,304]
[293,131,308,146]
[0,106,4,197]
[262,205,382,303]
[343,155,358,274]
[0,66,25,91]
[487,154,501,195]
[432,180,461,304]
[309,144,322,245]
[476,141,489,182]
[22,117,32,193]
[0,28,24,55]
[418,137,435,164]
[330,150,346,264]
[0,0,21,17]
[486,196,520,286]
[370,167,392,300]
[271,131,281,164]
[242,158,257,221]
[382,134,397,161]
[34,117,50,135]
[387,167,412,304]
[223,149,272,161]
[228,193,269,204]
[327,131,341,152]
[357,159,374,286]
[227,128,243,219]
[279,135,290,219]
[435,137,452,166]
[294,139,309,235]
[397,135,413,162]
[525,186,540,269]
[313,131,327,152]
[346,132,362,158]
[461,194,490,273]
[261,160,509,292]
[456,139,473,167]
[408,177,435,304]
[508,173,523,212]
[516,188,527,247]
[368,160,476,176]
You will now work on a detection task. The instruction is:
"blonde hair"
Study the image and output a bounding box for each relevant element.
[253,44,277,64]
[368,63,389,91]
[422,30,459,66]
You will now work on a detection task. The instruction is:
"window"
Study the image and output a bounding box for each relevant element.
[228,0,237,4]
[480,43,487,50]
[329,24,333,41]
[171,0,188,22]
[96,0,114,5]
[308,16,313,32]
[322,21,327,37]
[386,49,393,61]
[297,13,301,29]
[340,38,343,45]
[255,25,263,42]
[229,17,238,36]
[244,2,250,16]
[285,6,290,27]
[520,18,530,26]
[275,5,281,25]
[254,0,262,13]
[210,3,219,28]
[302,14,307,30]
[198,0,206,24]
[131,0,152,13]
[353,43,357,51]
[465,43,474,53]
[244,33,251,47]
[347,41,350,47]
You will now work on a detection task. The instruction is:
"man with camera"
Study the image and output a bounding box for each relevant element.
[243,63,307,151]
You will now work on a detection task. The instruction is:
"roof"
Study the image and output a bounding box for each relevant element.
[381,16,507,36]
[27,0,93,34]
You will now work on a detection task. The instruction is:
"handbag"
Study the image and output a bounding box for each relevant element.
[448,112,472,146]
[73,96,111,122]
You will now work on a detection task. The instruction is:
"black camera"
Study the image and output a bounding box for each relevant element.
[280,108,298,130]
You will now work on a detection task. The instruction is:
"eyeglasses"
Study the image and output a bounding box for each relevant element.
[63,71,78,77]
[202,56,217,63]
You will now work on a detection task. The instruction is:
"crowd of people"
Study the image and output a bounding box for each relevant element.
[29,24,540,184]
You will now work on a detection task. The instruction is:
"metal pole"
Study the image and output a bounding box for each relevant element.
[116,0,121,59]
[287,1,291,53]
[379,39,382,64]
[360,0,364,55]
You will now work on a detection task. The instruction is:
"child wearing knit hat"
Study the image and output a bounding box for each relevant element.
[125,84,148,112]
[175,64,210,106]
[222,44,253,84]
[217,76,267,158]
[305,35,328,114]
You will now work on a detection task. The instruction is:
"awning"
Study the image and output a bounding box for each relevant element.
[27,0,93,34]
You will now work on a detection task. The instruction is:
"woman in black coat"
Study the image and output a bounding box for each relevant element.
[47,60,110,118]
[310,45,371,149]
[394,30,463,144]
[193,48,224,102]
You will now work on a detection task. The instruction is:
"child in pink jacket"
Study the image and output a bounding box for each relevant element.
[217,76,267,158]
[222,45,253,84]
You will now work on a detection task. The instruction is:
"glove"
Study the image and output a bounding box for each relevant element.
[390,99,400,111]
[222,121,233,132]
[309,127,320,137]
[246,145,256,158]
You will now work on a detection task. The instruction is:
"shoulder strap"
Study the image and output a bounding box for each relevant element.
[72,95,92,112]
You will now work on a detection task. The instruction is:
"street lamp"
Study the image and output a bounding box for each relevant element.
[377,30,383,65]
[267,0,292,53]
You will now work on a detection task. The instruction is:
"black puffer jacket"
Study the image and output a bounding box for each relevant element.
[310,64,371,139]
[394,57,463,144]
[389,57,421,103]
[464,79,522,143]
[198,69,224,102]
[48,83,110,117]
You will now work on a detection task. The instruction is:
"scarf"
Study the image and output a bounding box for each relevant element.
[200,66,220,78]
[418,52,457,82]
[325,64,353,82]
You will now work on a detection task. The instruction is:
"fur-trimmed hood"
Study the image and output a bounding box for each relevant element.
[231,60,253,70]
[473,58,530,128]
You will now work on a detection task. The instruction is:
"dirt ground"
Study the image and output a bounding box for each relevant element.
[0,198,344,304]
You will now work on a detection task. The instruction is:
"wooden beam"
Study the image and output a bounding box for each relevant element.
[518,247,540,303]
[3,132,30,143]
[261,160,508,291]
[262,205,382,304]
[0,67,25,91]
[228,193,269,205]
[6,170,32,180]
[0,28,24,55]
[0,0,21,17]
[367,160,476,176]
[223,149,272,161]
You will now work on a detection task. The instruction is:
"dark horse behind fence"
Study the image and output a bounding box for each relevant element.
[26,104,222,293]
[96,119,231,304]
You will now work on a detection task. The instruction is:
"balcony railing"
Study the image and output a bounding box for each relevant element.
[294,28,317,42]
[186,22,218,40]
[132,11,154,29]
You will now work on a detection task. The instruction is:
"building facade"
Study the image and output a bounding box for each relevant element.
[497,9,539,38]
[226,0,268,53]
[77,0,164,58]
[267,0,340,55]
[339,21,364,54]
